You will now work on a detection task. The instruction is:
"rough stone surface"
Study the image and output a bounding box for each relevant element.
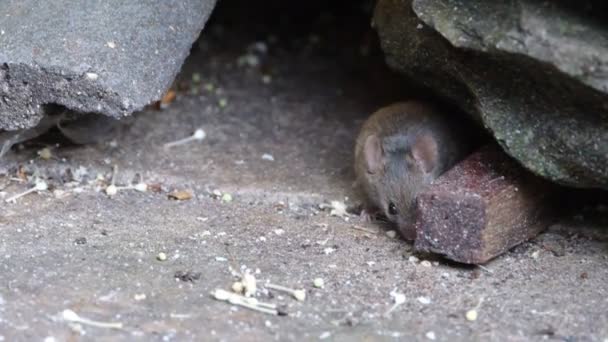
[0,0,216,131]
[373,0,608,190]
[415,145,555,264]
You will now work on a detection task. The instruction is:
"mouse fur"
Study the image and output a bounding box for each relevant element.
[354,101,472,239]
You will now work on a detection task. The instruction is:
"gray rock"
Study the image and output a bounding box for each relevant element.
[0,0,216,131]
[373,0,608,189]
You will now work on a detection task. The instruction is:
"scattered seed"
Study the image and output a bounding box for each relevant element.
[408,256,419,263]
[329,200,348,218]
[204,83,215,92]
[384,290,406,317]
[274,229,285,236]
[134,293,146,301]
[265,283,306,301]
[465,309,478,321]
[417,296,431,305]
[221,193,233,203]
[168,190,193,201]
[211,289,280,316]
[313,278,325,288]
[426,331,436,340]
[319,332,331,340]
[191,73,201,83]
[38,147,53,160]
[105,184,118,196]
[466,297,484,321]
[86,72,99,80]
[232,281,245,294]
[157,252,168,261]
[61,309,123,329]
[218,98,228,108]
[261,153,275,161]
[106,41,116,49]
[420,260,432,268]
[386,230,397,238]
[164,128,206,149]
[134,183,148,192]
[5,180,48,203]
[241,272,257,297]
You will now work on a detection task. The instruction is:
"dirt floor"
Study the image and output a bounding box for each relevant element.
[1,2,607,341]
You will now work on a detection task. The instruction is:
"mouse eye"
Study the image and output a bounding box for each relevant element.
[388,202,398,215]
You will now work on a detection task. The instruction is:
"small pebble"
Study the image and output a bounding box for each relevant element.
[425,331,436,340]
[274,229,285,236]
[134,293,146,301]
[408,256,419,263]
[313,278,325,288]
[157,252,167,261]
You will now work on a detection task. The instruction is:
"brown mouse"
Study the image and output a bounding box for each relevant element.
[354,101,472,239]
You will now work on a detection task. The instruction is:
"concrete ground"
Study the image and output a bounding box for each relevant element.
[1,2,607,341]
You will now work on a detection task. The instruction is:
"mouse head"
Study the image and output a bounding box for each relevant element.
[363,132,439,238]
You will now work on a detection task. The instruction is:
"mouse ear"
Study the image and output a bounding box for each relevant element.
[364,134,384,174]
[410,133,438,174]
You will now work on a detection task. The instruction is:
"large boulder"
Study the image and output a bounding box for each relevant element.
[0,0,216,131]
[373,0,608,189]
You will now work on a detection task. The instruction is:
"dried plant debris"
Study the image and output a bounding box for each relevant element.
[5,180,48,203]
[174,270,202,283]
[465,298,484,321]
[232,271,257,297]
[160,89,177,108]
[164,128,206,149]
[265,283,306,302]
[60,309,123,330]
[384,289,406,317]
[168,190,193,201]
[211,289,286,316]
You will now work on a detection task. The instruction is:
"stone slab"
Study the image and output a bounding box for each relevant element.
[0,0,216,130]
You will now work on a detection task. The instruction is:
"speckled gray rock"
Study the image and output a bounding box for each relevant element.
[374,0,608,189]
[0,0,216,131]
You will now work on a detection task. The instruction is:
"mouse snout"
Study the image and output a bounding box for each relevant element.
[397,219,417,240]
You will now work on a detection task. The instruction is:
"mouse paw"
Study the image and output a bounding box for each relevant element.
[360,208,380,222]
